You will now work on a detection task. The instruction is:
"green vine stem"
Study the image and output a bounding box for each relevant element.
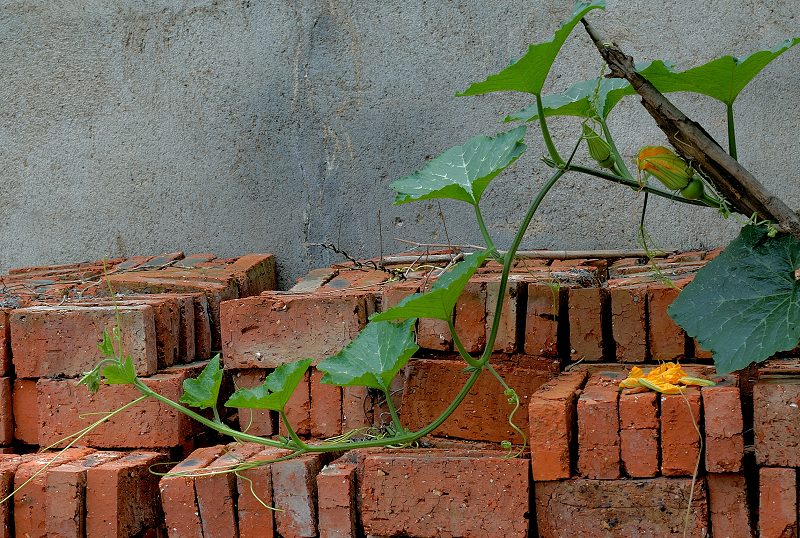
[536,93,564,166]
[382,387,406,434]
[598,116,634,181]
[279,410,309,450]
[726,102,737,160]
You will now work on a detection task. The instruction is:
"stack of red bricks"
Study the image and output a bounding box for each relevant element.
[0,248,796,536]
[0,252,277,536]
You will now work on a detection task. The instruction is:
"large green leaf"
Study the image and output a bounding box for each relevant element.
[390,127,527,206]
[641,39,799,105]
[102,357,137,385]
[458,0,605,96]
[669,225,800,374]
[371,251,489,322]
[317,319,418,391]
[225,358,312,412]
[506,76,634,122]
[179,354,223,409]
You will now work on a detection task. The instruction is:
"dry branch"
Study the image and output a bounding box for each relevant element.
[581,18,800,240]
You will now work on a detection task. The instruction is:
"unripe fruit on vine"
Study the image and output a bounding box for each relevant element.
[680,177,705,200]
[637,146,694,191]
[582,124,616,169]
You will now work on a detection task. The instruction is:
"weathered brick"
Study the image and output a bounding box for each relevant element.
[483,275,525,353]
[0,454,39,538]
[105,272,235,350]
[220,291,370,369]
[231,370,275,437]
[160,445,227,538]
[271,453,326,538]
[528,370,587,481]
[12,379,37,444]
[74,297,181,368]
[279,370,311,438]
[195,443,264,538]
[190,293,213,359]
[0,379,11,447]
[401,357,559,443]
[707,473,753,538]
[567,287,606,361]
[311,369,342,438]
[647,284,687,361]
[759,467,797,538]
[85,451,166,538]
[754,380,800,467]
[14,448,95,538]
[37,365,202,448]
[661,389,702,477]
[317,462,357,538]
[360,450,529,538]
[11,305,159,378]
[342,385,373,431]
[702,381,743,473]
[45,451,124,537]
[0,311,9,376]
[237,447,293,538]
[535,477,709,537]
[609,285,648,362]
[577,374,621,479]
[524,282,566,356]
[619,390,659,478]
[453,280,487,353]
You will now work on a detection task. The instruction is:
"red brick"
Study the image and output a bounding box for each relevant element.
[453,280,487,353]
[619,390,659,477]
[14,448,95,538]
[321,268,389,292]
[754,380,800,467]
[237,447,293,538]
[105,272,235,350]
[0,311,9,376]
[416,279,452,351]
[341,385,372,431]
[535,477,709,537]
[702,381,743,473]
[609,285,648,362]
[45,451,124,537]
[37,366,201,448]
[692,339,714,360]
[524,282,565,356]
[647,284,687,361]
[707,473,752,538]
[310,369,342,438]
[661,389,702,476]
[401,357,559,443]
[360,450,529,538]
[577,375,621,478]
[529,370,587,481]
[220,292,370,369]
[190,293,213,359]
[759,467,797,538]
[232,370,275,437]
[483,275,525,353]
[0,454,40,538]
[160,445,227,538]
[195,443,264,538]
[0,379,11,447]
[279,370,311,438]
[567,287,606,361]
[11,305,159,378]
[74,297,181,368]
[12,379,37,444]
[85,451,166,538]
[225,253,278,296]
[379,279,419,310]
[317,461,357,538]
[271,453,326,538]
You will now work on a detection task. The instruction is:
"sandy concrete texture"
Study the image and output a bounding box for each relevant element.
[1,0,798,287]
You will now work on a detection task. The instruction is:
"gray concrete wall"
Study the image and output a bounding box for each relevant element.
[1,0,798,288]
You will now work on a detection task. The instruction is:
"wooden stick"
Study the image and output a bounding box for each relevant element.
[378,249,667,265]
[581,18,800,240]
